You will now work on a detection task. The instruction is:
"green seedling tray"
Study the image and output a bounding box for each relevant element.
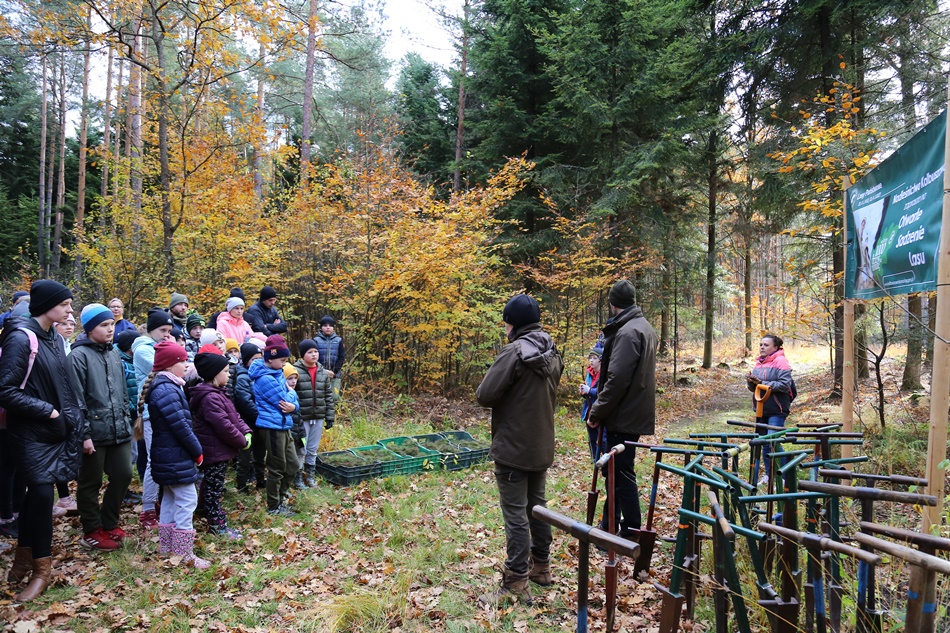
[315,450,383,486]
[377,437,440,474]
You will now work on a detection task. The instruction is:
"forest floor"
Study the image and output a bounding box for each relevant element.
[0,342,944,632]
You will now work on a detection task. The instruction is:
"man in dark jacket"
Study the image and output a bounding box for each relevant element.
[475,294,563,606]
[0,279,85,602]
[243,286,288,336]
[588,279,658,539]
[70,303,133,551]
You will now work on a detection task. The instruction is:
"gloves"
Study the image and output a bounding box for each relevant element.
[196,454,203,466]
[324,419,334,429]
[244,432,252,449]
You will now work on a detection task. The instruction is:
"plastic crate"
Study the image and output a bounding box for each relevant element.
[440,431,491,466]
[377,437,440,474]
[350,445,407,476]
[412,433,471,471]
[314,450,383,486]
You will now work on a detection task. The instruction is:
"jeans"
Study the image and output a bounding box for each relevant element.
[601,431,641,535]
[494,466,552,575]
[758,415,788,478]
[76,441,132,533]
[159,482,198,530]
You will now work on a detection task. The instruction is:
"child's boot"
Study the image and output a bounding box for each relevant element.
[293,471,306,490]
[158,523,175,554]
[7,546,32,584]
[172,529,211,569]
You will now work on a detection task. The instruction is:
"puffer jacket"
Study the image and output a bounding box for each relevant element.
[475,322,564,471]
[0,317,85,484]
[248,359,296,430]
[132,335,157,418]
[189,382,250,464]
[748,349,793,416]
[226,363,258,428]
[243,302,287,336]
[589,305,658,436]
[314,332,345,375]
[146,374,202,485]
[292,360,335,424]
[116,347,138,418]
[69,336,132,446]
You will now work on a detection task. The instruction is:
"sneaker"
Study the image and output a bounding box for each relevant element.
[757,475,769,488]
[56,496,79,515]
[80,528,120,551]
[123,491,143,505]
[139,509,159,529]
[0,518,18,539]
[210,526,243,540]
[52,505,68,519]
[105,527,127,543]
[267,505,294,517]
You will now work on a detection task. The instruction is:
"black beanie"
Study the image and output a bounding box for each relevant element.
[299,339,318,356]
[319,315,336,327]
[608,280,636,309]
[115,330,140,353]
[259,285,277,301]
[240,342,261,367]
[502,294,541,328]
[230,287,245,300]
[194,352,231,382]
[146,308,174,332]
[29,280,73,317]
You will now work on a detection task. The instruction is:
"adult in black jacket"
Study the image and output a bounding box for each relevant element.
[243,286,287,336]
[0,280,85,602]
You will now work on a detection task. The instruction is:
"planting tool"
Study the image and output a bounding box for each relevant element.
[594,443,625,633]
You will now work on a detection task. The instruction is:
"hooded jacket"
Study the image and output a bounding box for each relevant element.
[475,322,563,471]
[748,348,793,416]
[69,335,132,446]
[292,359,335,424]
[189,382,250,464]
[0,317,85,484]
[146,374,203,485]
[116,346,138,418]
[589,305,658,436]
[216,311,253,345]
[248,359,296,430]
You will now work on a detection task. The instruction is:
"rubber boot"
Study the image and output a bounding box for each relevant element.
[157,524,175,554]
[15,557,51,602]
[7,546,32,584]
[528,555,552,587]
[172,529,210,569]
[478,566,532,605]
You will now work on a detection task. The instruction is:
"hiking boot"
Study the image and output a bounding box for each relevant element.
[139,508,159,529]
[293,472,307,490]
[302,465,317,488]
[105,527,127,544]
[7,546,32,584]
[15,557,51,602]
[528,555,552,587]
[80,528,120,551]
[479,566,532,605]
[267,505,294,517]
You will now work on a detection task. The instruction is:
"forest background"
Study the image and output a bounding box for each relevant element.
[1,0,949,400]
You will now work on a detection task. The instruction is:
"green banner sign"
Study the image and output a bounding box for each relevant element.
[845,110,945,299]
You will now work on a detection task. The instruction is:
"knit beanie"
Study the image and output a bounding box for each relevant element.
[195,351,231,382]
[226,297,245,312]
[298,339,319,356]
[502,294,541,328]
[115,330,139,353]
[185,313,205,332]
[199,343,224,356]
[11,290,28,303]
[169,293,189,309]
[590,342,604,358]
[229,287,245,300]
[152,341,187,371]
[80,303,113,333]
[29,280,73,317]
[608,280,636,309]
[170,326,184,341]
[146,309,174,333]
[263,334,290,361]
[319,315,336,327]
[199,328,220,346]
[240,342,261,366]
[282,364,299,379]
[247,335,266,351]
[259,285,277,301]
[225,338,240,352]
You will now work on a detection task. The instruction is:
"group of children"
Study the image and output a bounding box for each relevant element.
[1,289,338,573]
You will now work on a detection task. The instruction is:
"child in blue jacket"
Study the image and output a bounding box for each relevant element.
[249,335,298,515]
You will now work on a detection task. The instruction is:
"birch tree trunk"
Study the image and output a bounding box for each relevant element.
[51,52,67,275]
[75,7,92,283]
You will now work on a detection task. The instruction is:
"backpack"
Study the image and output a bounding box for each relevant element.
[788,378,798,402]
[0,326,40,428]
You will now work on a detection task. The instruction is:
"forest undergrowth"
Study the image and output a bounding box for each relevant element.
[0,342,946,632]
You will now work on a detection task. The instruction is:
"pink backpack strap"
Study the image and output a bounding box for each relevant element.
[16,327,39,390]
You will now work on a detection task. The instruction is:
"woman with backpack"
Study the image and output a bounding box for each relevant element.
[746,333,795,487]
[0,280,85,601]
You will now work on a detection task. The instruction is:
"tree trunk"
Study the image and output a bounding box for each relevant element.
[113,57,124,206]
[659,231,673,356]
[37,56,48,275]
[129,21,144,215]
[151,15,175,283]
[252,42,265,199]
[299,0,318,185]
[453,0,469,194]
[702,128,717,369]
[744,240,753,353]
[100,44,113,201]
[925,291,936,365]
[902,293,923,390]
[51,52,67,275]
[75,8,92,284]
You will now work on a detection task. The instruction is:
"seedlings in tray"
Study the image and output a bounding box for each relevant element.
[385,441,430,457]
[320,452,370,467]
[418,438,462,453]
[356,447,400,462]
[454,439,487,450]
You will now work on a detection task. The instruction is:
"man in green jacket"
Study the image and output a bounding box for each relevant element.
[588,279,658,539]
[475,294,563,606]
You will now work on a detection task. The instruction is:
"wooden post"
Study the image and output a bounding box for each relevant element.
[842,176,855,460]
[922,83,950,533]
